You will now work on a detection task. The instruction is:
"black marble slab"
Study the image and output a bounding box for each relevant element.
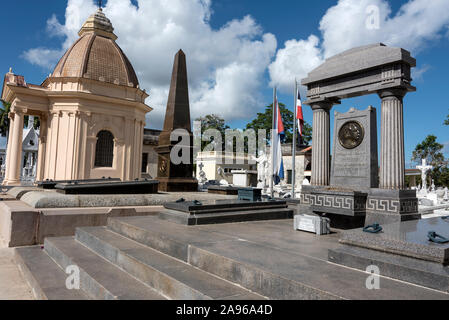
[159,207,293,226]
[207,186,239,195]
[339,217,449,264]
[238,188,262,202]
[37,178,121,189]
[54,180,159,195]
[164,199,287,215]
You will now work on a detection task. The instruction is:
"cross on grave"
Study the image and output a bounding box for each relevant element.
[417,159,433,195]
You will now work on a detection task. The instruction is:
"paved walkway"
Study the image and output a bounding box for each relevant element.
[0,248,34,300]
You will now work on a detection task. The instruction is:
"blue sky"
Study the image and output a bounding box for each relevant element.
[1,0,448,167]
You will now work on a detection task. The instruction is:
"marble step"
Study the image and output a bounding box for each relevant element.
[14,246,89,300]
[328,244,449,293]
[43,237,166,300]
[107,215,235,261]
[75,226,265,300]
[188,240,449,300]
[107,216,449,300]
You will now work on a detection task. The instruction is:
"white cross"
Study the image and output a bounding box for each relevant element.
[416,159,433,194]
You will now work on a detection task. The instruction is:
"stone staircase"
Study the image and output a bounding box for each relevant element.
[15,215,449,300]
[15,219,265,300]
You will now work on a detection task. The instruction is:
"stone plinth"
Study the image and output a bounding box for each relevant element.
[365,188,420,225]
[299,185,367,217]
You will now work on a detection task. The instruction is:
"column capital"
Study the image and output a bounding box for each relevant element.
[378,88,407,100]
[39,112,49,121]
[310,100,336,112]
[9,109,26,118]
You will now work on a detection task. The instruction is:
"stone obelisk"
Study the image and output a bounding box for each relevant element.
[155,50,198,192]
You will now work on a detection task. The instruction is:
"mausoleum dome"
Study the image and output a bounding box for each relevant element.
[52,9,139,88]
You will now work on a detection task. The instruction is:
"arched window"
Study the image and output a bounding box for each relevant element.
[95,130,114,167]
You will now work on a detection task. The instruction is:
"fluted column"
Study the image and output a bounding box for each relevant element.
[4,110,24,185]
[379,89,406,189]
[36,114,48,182]
[311,102,333,186]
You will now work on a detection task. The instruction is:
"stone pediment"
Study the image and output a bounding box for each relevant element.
[301,43,416,104]
[302,43,416,85]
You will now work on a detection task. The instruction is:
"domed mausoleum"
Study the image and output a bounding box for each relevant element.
[1,9,151,185]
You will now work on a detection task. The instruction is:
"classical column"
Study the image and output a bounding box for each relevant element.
[3,114,15,184]
[378,89,406,190]
[36,114,48,181]
[4,110,24,185]
[311,102,333,186]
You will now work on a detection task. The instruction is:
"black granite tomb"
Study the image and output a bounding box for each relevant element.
[159,199,293,225]
[238,188,262,202]
[54,179,159,195]
[37,177,121,189]
[207,185,239,195]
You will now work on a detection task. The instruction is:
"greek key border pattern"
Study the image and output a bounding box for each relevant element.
[366,198,418,213]
[301,193,366,210]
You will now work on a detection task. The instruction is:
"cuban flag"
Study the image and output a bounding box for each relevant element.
[297,88,304,143]
[273,95,285,184]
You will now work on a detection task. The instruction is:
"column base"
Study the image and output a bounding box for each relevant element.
[2,179,21,186]
[365,188,420,226]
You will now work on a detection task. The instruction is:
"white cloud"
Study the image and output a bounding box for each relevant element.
[21,48,64,70]
[443,141,449,155]
[270,0,449,92]
[22,0,449,126]
[412,64,431,81]
[268,35,323,93]
[23,0,276,128]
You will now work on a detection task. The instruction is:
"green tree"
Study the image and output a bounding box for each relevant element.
[23,115,40,130]
[0,99,11,136]
[444,110,449,125]
[245,103,312,145]
[411,135,447,167]
[195,114,230,151]
[411,135,449,187]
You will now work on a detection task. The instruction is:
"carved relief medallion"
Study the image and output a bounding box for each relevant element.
[159,160,167,174]
[338,121,364,149]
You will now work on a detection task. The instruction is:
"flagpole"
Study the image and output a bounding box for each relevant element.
[271,87,276,199]
[292,79,297,199]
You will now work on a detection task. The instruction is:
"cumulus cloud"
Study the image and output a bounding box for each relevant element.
[21,48,64,70]
[23,0,97,70]
[270,0,449,92]
[22,0,449,125]
[23,0,276,128]
[268,35,323,94]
